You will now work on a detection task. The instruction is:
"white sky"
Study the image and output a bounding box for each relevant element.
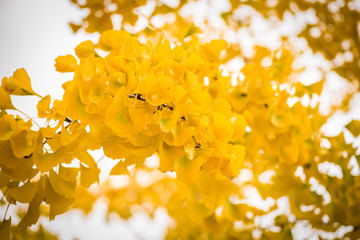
[0,0,99,117]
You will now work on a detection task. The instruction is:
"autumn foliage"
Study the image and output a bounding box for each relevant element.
[1,0,360,239]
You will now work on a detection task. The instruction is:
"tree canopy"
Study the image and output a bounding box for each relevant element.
[1,0,360,239]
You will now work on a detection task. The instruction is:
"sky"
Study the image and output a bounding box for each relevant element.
[0,0,99,116]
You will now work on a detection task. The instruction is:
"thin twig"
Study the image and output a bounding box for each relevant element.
[192,136,201,149]
[0,189,8,203]
[97,155,106,164]
[3,198,11,220]
[16,109,41,128]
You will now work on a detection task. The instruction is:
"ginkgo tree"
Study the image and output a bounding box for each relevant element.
[1,0,360,239]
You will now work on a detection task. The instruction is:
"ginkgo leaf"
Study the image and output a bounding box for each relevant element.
[158,141,183,172]
[210,111,233,142]
[231,115,247,141]
[175,155,203,182]
[8,181,37,203]
[72,186,96,214]
[1,164,38,182]
[49,170,76,199]
[36,95,51,118]
[172,126,195,146]
[110,160,130,176]
[10,68,38,95]
[42,176,74,220]
[9,127,38,158]
[345,120,360,137]
[221,144,245,177]
[102,135,131,159]
[0,139,36,169]
[55,55,78,73]
[0,217,11,240]
[98,30,130,51]
[80,164,100,188]
[0,172,10,188]
[204,39,227,59]
[60,127,80,146]
[88,81,105,104]
[0,114,16,140]
[33,148,71,173]
[17,190,42,229]
[0,87,15,110]
[104,88,133,136]
[65,84,99,123]
[75,40,95,58]
[160,108,181,133]
[76,151,96,167]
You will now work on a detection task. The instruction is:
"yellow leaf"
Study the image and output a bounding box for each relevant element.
[42,176,74,220]
[211,111,233,142]
[0,87,15,109]
[8,181,38,203]
[80,164,100,188]
[0,114,16,140]
[1,164,38,182]
[72,186,96,214]
[345,120,360,137]
[58,165,79,183]
[175,155,203,182]
[88,81,105,104]
[98,30,130,51]
[17,190,42,229]
[55,55,78,72]
[49,170,76,199]
[204,39,227,59]
[0,218,11,240]
[36,95,51,118]
[76,151,96,167]
[159,108,181,133]
[10,127,38,158]
[221,144,245,177]
[231,115,247,142]
[158,140,183,172]
[110,160,130,175]
[75,40,95,58]
[104,88,132,136]
[33,148,71,173]
[10,68,37,95]
[172,126,195,146]
[102,135,130,159]
[64,84,99,123]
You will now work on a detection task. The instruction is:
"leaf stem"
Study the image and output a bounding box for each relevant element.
[16,109,41,128]
[3,198,11,220]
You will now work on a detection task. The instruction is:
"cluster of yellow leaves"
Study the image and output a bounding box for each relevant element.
[55,30,247,180]
[2,0,360,237]
[0,69,100,234]
[0,30,248,236]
